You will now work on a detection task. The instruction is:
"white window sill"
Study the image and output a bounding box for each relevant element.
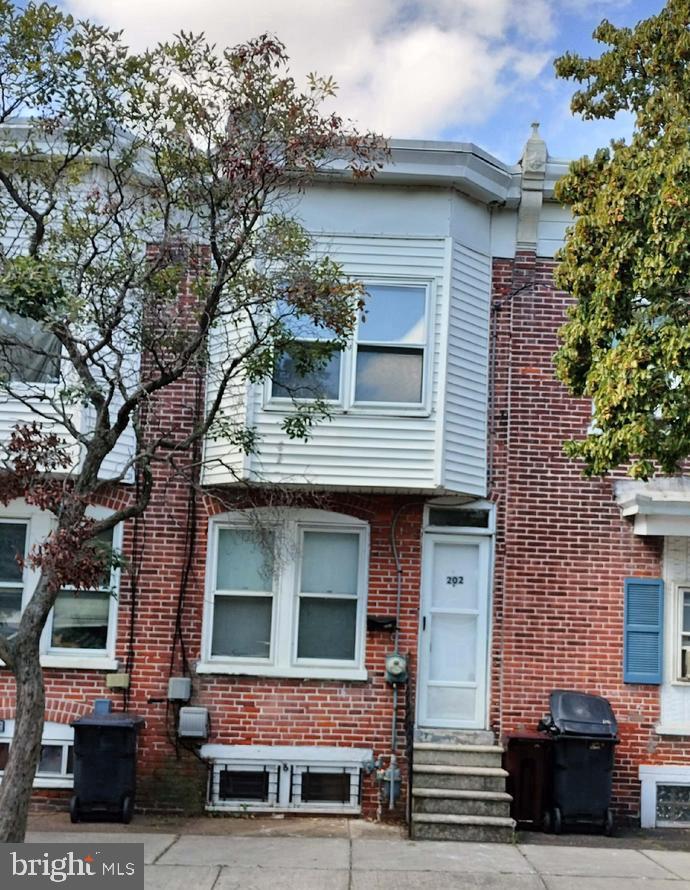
[40,655,119,671]
[195,662,368,682]
[655,723,690,737]
[34,776,73,789]
[263,401,431,419]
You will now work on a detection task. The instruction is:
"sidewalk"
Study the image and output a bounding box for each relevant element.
[24,815,690,889]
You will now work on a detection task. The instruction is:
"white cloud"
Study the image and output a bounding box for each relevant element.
[64,0,554,139]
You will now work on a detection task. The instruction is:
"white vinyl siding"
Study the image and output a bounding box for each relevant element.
[248,234,446,490]
[441,242,491,496]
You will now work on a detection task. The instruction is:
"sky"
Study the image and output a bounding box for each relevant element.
[58,0,666,164]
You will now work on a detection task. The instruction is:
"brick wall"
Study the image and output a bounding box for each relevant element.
[489,251,680,823]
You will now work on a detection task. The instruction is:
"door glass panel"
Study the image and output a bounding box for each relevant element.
[216,529,274,592]
[427,686,476,722]
[431,542,479,610]
[429,614,477,682]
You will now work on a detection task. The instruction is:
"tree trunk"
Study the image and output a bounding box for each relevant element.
[0,636,46,842]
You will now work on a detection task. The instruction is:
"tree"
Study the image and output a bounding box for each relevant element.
[0,0,383,841]
[553,0,690,479]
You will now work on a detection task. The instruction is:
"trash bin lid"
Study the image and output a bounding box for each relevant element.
[71,713,145,729]
[548,690,617,737]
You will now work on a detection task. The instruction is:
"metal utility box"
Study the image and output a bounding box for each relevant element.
[540,689,618,835]
[69,712,145,823]
[503,732,553,829]
[178,706,209,738]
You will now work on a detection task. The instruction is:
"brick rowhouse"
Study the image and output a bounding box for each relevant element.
[489,251,672,824]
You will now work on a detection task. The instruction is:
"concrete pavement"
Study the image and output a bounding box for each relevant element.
[22,817,690,889]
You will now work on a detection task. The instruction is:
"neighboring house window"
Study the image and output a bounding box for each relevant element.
[0,719,74,788]
[269,281,430,411]
[0,520,28,640]
[677,587,690,680]
[0,309,61,384]
[0,502,121,666]
[202,509,369,678]
[48,527,119,654]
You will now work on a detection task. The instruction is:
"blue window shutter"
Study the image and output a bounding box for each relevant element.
[624,578,664,684]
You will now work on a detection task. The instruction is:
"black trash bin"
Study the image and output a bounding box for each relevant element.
[540,690,618,835]
[70,712,145,824]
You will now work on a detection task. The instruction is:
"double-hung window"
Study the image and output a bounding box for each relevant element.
[0,502,121,668]
[268,281,430,412]
[202,509,369,680]
[47,526,120,656]
[0,719,74,788]
[0,521,28,640]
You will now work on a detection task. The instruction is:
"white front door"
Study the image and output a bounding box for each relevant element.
[418,534,491,729]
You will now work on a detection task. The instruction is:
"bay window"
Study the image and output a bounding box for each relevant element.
[201,509,369,679]
[268,280,430,412]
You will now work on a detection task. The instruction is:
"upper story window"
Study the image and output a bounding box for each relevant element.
[678,587,690,681]
[0,309,61,384]
[0,502,121,668]
[269,281,430,413]
[201,509,369,680]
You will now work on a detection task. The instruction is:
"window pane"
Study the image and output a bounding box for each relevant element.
[275,301,337,341]
[656,784,690,823]
[297,597,357,660]
[0,523,26,583]
[218,769,270,801]
[38,744,63,775]
[212,595,272,658]
[359,285,426,344]
[0,309,61,383]
[0,588,23,639]
[216,529,274,592]
[272,345,340,400]
[66,746,74,775]
[0,742,8,770]
[301,532,359,595]
[88,527,114,589]
[301,770,352,803]
[683,591,690,634]
[355,346,423,403]
[51,590,110,650]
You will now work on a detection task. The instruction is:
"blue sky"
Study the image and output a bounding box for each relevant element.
[59,0,665,164]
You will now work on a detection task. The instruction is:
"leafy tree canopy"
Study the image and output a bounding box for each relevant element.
[554,0,690,478]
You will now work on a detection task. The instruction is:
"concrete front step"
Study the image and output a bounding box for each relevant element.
[411,813,516,843]
[413,763,509,792]
[414,728,495,746]
[412,787,512,818]
[414,743,504,768]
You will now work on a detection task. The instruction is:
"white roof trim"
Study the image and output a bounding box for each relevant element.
[614,478,690,535]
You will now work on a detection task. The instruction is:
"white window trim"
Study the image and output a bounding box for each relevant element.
[263,276,434,417]
[640,764,690,828]
[202,744,371,814]
[199,508,369,679]
[0,719,74,789]
[0,499,121,670]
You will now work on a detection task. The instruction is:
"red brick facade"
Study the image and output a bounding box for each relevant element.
[2,246,685,826]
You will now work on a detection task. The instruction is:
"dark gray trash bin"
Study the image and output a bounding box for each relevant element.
[69,712,145,823]
[539,690,618,835]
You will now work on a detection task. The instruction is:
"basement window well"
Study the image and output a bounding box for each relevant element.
[202,744,372,814]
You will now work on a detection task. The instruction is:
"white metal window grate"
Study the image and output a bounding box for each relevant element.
[290,765,361,809]
[211,763,280,807]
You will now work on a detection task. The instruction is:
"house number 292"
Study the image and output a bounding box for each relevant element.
[446,575,464,586]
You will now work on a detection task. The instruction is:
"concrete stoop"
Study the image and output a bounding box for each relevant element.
[411,734,515,843]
